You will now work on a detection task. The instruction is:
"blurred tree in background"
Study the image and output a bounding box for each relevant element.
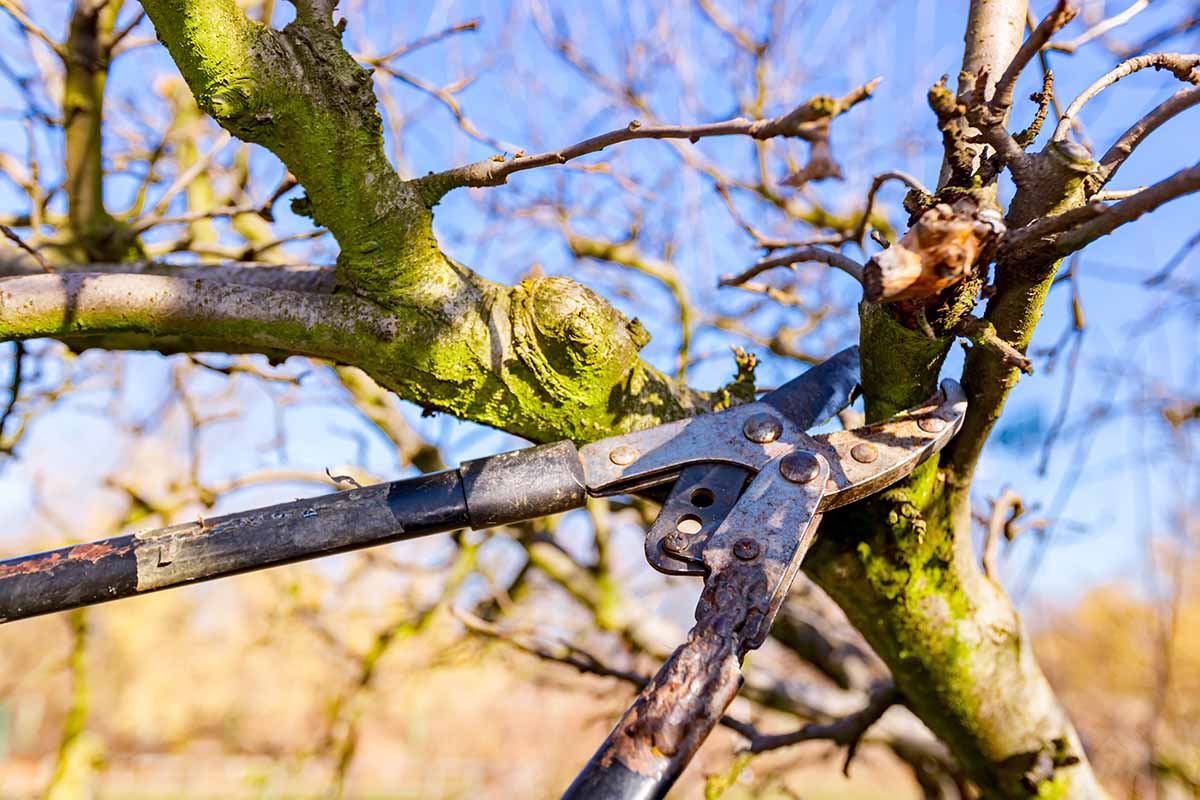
[0,1,1196,798]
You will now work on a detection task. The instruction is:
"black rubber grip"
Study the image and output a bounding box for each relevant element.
[459,441,588,528]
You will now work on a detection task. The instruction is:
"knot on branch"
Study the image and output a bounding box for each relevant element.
[510,276,650,404]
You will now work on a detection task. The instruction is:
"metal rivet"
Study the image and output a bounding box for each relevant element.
[733,538,760,561]
[850,443,878,463]
[663,533,688,553]
[919,416,947,433]
[609,445,638,466]
[743,413,782,444]
[779,450,821,483]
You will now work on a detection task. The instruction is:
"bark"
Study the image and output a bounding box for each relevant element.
[804,2,1106,796]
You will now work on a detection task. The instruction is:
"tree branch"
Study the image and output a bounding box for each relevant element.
[720,247,865,288]
[745,685,898,769]
[1092,85,1200,190]
[1053,52,1200,140]
[1028,163,1200,261]
[990,0,1077,113]
[0,272,392,358]
[1045,0,1149,54]
[413,80,879,198]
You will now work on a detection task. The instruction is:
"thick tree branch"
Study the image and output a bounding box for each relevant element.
[139,0,445,303]
[0,272,391,358]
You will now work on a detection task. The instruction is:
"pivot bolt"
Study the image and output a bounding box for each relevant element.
[663,532,688,553]
[733,538,760,561]
[609,445,638,466]
[743,413,782,444]
[919,416,947,433]
[779,450,821,483]
[850,443,878,463]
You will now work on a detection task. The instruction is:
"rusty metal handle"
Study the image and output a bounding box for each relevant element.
[561,623,743,799]
[561,563,763,799]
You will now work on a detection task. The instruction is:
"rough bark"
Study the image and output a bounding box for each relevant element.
[804,1,1106,797]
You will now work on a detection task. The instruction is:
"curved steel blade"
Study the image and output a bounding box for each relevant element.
[761,346,860,431]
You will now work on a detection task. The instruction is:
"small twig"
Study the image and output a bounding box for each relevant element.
[1054,53,1200,140]
[713,183,832,251]
[954,316,1033,375]
[0,341,23,453]
[367,19,480,63]
[850,171,929,247]
[991,0,1078,113]
[0,0,66,58]
[1090,186,1146,201]
[1093,85,1200,190]
[1046,0,1150,54]
[106,8,146,51]
[982,488,1025,579]
[0,224,53,272]
[1014,69,1055,149]
[149,130,233,218]
[1145,229,1200,286]
[744,685,900,777]
[721,247,865,288]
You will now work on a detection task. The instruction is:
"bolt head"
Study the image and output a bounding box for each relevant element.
[743,413,783,444]
[609,445,638,466]
[663,533,688,553]
[733,538,760,561]
[779,450,821,483]
[918,416,947,433]
[850,443,879,463]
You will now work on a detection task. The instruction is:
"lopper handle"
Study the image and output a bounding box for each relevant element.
[561,559,768,799]
[0,441,588,623]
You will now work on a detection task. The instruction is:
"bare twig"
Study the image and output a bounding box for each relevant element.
[1145,229,1200,286]
[0,341,22,452]
[367,19,480,63]
[1014,68,1056,148]
[744,685,900,776]
[721,247,865,288]
[849,171,929,247]
[1046,0,1150,54]
[1054,53,1200,140]
[1030,163,1200,260]
[0,0,66,58]
[1092,85,1200,190]
[414,80,879,194]
[991,0,1077,113]
[0,224,53,272]
[982,488,1024,579]
[954,316,1033,375]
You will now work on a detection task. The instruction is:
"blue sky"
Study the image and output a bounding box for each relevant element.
[0,1,1196,611]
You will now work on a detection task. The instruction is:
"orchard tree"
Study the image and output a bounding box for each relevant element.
[0,1,1197,798]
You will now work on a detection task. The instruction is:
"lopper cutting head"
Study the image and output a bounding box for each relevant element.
[577,346,967,639]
